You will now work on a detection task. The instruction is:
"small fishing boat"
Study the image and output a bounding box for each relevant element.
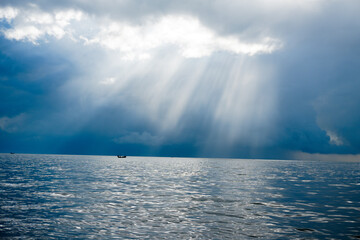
[117,155,126,158]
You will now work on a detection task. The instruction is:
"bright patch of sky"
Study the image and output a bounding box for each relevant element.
[0,0,359,158]
[0,6,82,43]
[0,5,281,59]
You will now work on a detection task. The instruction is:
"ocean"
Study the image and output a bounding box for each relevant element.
[0,154,359,239]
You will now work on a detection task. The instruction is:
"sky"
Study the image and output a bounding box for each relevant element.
[0,0,360,159]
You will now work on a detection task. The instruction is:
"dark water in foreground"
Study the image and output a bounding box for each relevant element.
[0,154,359,239]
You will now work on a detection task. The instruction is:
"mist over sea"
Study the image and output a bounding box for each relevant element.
[0,154,359,239]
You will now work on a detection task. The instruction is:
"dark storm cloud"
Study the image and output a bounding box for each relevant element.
[0,38,74,122]
[0,0,360,158]
[271,2,360,156]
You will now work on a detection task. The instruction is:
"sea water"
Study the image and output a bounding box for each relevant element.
[0,154,359,239]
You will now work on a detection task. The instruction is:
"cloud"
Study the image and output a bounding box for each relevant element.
[83,15,281,59]
[325,130,344,146]
[0,113,26,133]
[99,77,116,85]
[0,0,359,158]
[0,6,18,20]
[0,5,82,43]
[0,5,282,59]
[314,80,360,153]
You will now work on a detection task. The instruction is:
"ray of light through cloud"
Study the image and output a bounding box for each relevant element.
[0,0,359,158]
[0,4,282,152]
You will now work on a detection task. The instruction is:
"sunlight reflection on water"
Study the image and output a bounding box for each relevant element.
[0,154,359,239]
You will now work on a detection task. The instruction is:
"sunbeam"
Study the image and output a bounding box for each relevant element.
[1,0,359,158]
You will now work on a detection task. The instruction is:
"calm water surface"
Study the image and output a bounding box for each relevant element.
[0,154,359,239]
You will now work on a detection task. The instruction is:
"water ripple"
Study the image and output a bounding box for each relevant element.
[0,154,359,239]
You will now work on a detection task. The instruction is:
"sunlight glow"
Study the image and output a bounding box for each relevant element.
[204,56,277,153]
[0,6,282,59]
[0,4,282,154]
[83,15,282,59]
[0,6,82,43]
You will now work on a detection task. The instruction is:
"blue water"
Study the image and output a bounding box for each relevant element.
[0,154,359,239]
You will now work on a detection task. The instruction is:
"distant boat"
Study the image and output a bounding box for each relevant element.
[117,155,126,158]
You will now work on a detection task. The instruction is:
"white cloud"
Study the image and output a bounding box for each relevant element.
[86,15,282,59]
[0,6,18,21]
[0,6,281,58]
[4,25,42,43]
[0,5,82,43]
[55,10,82,27]
[325,130,344,146]
[99,77,116,85]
